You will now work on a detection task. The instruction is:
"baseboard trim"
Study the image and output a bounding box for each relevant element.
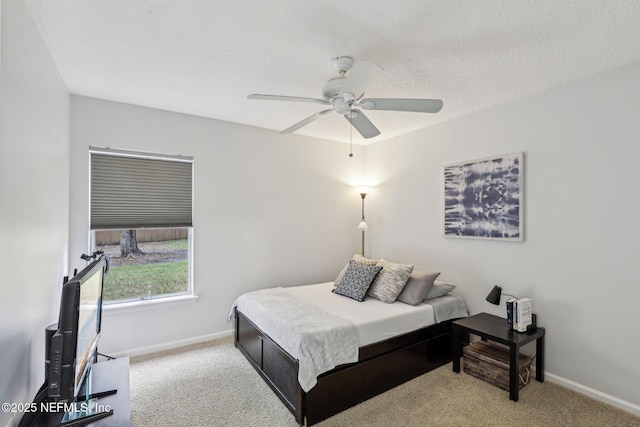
[544,371,640,417]
[108,329,234,358]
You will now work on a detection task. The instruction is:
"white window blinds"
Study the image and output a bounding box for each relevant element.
[90,147,193,230]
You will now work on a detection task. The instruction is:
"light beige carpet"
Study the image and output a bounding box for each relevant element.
[129,337,640,427]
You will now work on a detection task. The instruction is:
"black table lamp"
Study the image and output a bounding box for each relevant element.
[485,285,518,305]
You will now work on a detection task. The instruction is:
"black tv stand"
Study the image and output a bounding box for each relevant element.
[32,358,130,427]
[77,388,117,402]
[55,409,114,427]
[56,388,119,427]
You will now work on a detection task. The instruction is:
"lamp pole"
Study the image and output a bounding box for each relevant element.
[356,186,370,256]
[360,192,366,256]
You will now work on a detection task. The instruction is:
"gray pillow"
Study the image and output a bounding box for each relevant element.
[332,260,383,302]
[396,271,441,305]
[368,259,414,303]
[424,281,457,300]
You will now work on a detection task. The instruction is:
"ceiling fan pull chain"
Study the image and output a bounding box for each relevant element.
[349,113,354,157]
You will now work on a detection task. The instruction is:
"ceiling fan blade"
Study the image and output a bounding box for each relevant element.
[339,61,383,99]
[345,110,380,139]
[248,94,330,105]
[359,98,443,113]
[280,109,333,134]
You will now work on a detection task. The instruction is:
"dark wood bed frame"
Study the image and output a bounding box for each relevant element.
[234,309,455,426]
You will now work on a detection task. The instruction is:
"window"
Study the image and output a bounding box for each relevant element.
[92,228,191,302]
[89,147,194,303]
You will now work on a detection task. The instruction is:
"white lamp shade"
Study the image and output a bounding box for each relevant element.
[358,220,368,231]
[356,185,372,195]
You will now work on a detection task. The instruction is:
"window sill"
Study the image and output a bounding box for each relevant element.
[102,294,199,314]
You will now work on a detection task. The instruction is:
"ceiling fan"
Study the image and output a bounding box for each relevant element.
[248,56,443,139]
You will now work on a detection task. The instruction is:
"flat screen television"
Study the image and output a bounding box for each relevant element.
[47,257,106,403]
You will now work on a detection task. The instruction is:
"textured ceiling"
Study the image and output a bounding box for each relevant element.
[24,0,640,144]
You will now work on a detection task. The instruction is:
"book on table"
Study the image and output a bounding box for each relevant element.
[506,298,517,329]
[507,297,532,332]
[516,298,532,332]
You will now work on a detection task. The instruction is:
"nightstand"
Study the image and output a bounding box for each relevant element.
[452,312,545,402]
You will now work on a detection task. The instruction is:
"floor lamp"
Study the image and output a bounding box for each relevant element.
[356,186,371,256]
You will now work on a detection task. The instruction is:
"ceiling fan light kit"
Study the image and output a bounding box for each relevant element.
[248,56,443,140]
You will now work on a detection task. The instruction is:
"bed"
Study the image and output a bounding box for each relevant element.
[231,280,468,426]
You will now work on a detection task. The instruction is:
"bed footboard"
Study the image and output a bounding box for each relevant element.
[306,320,452,425]
[235,308,454,426]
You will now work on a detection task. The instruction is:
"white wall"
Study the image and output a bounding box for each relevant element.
[0,0,70,425]
[366,62,640,411]
[69,96,366,356]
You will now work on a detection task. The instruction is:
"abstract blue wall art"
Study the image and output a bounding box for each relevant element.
[444,152,523,241]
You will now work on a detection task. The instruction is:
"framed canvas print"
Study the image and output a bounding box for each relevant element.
[444,152,523,241]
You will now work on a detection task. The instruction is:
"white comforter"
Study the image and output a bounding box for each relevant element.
[230,287,359,392]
